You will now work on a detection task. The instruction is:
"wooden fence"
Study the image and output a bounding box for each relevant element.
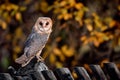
[0,62,120,80]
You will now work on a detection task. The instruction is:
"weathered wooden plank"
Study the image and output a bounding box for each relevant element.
[89,65,107,80]
[28,71,45,80]
[8,66,16,76]
[0,73,13,80]
[42,70,57,80]
[16,61,48,75]
[22,76,32,80]
[74,67,91,80]
[54,68,74,80]
[1,62,120,80]
[103,62,120,80]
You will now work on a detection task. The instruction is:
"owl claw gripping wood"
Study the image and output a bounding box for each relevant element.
[15,17,52,67]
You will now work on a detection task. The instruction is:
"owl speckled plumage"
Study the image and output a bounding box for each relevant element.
[15,17,52,67]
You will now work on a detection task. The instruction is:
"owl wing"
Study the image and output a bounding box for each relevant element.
[24,32,35,48]
[24,32,48,58]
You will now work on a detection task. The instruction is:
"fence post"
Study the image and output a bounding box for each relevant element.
[0,73,13,80]
[74,67,91,80]
[89,65,107,80]
[28,71,45,80]
[41,70,57,80]
[103,62,120,80]
[54,68,74,80]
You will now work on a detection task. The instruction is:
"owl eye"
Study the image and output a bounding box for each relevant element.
[39,22,43,26]
[46,22,49,25]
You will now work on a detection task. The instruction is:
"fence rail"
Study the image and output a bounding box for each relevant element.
[0,62,120,80]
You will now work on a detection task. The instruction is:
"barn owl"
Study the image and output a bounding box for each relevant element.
[15,17,52,67]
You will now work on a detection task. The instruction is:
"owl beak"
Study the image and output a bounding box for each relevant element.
[43,26,46,28]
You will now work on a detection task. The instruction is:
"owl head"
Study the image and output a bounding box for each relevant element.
[34,17,52,34]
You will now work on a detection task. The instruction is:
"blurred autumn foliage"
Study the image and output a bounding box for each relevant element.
[0,0,120,72]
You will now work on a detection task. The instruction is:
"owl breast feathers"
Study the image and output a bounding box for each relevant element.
[15,17,52,67]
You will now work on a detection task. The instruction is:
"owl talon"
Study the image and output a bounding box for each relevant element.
[37,56,44,62]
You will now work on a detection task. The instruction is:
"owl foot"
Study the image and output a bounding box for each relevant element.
[36,56,44,62]
[21,56,34,67]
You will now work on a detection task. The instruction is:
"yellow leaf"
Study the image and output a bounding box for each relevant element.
[59,54,65,62]
[20,6,27,11]
[53,47,65,61]
[6,5,12,11]
[60,1,67,7]
[94,19,102,28]
[94,39,100,47]
[86,24,93,31]
[56,61,63,68]
[42,52,48,59]
[40,0,49,13]
[13,46,21,53]
[3,12,9,19]
[79,11,84,19]
[92,13,99,20]
[15,12,22,22]
[69,0,75,7]
[49,54,56,63]
[11,4,19,10]
[63,13,72,20]
[0,20,7,29]
[11,10,16,16]
[101,25,107,31]
[104,17,112,23]
[72,71,78,79]
[84,18,91,24]
[13,53,17,60]
[54,9,60,14]
[58,14,64,20]
[61,9,67,14]
[75,16,80,21]
[88,36,100,47]
[2,22,7,30]
[95,32,103,37]
[1,4,5,9]
[83,39,89,45]
[61,45,74,57]
[15,27,23,38]
[53,48,62,56]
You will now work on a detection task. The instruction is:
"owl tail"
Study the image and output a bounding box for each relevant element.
[15,55,27,64]
[15,55,33,67]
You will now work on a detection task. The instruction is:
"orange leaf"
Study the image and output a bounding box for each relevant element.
[55,37,62,42]
[80,36,87,41]
[109,20,116,28]
[75,3,83,10]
